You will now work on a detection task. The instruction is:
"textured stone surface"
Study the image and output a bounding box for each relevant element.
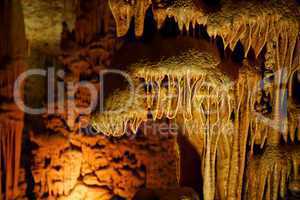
[22,0,76,54]
[30,131,178,199]
[27,8,178,197]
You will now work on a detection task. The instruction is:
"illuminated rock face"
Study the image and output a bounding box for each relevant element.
[30,130,178,199]
[25,6,178,198]
[1,0,300,200]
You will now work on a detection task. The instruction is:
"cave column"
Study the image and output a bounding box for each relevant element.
[0,0,27,199]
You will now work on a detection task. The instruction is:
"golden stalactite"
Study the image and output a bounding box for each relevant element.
[109,0,152,37]
[174,134,181,185]
[152,0,207,30]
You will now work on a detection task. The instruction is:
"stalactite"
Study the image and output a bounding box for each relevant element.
[182,83,233,200]
[226,94,241,200]
[108,0,299,60]
[153,0,207,37]
[287,37,300,143]
[109,0,151,37]
[134,0,151,37]
[216,133,232,199]
[108,0,134,37]
[174,135,181,185]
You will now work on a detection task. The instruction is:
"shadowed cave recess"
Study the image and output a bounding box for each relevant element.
[1,0,300,199]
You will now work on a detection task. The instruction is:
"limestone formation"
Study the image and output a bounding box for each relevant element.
[1,0,300,200]
[0,0,27,199]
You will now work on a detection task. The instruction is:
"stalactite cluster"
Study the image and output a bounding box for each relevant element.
[109,0,299,52]
[91,37,236,199]
[92,44,300,200]
[91,1,300,199]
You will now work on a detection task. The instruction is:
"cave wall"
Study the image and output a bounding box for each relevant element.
[0,0,27,199]
[29,131,178,199]
[21,1,179,199]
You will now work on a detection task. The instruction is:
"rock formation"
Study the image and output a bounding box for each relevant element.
[0,0,27,199]
[0,0,299,199]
